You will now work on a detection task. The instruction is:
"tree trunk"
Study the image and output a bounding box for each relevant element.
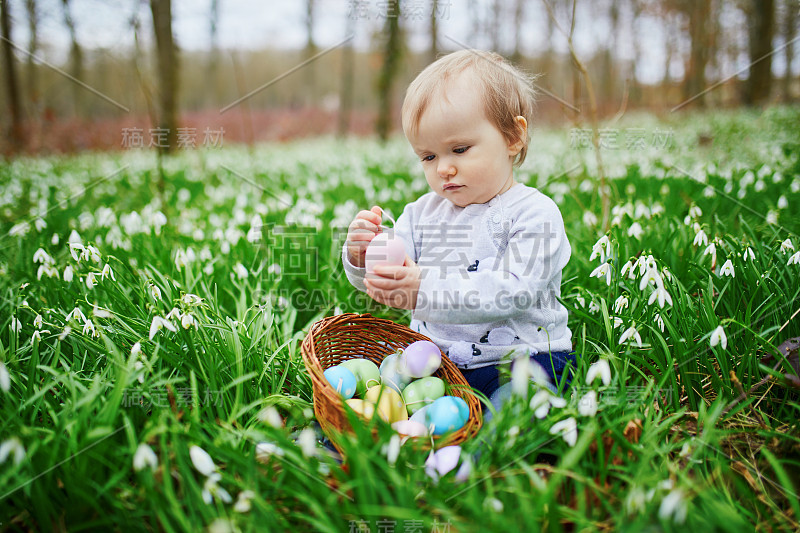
[62,0,84,116]
[683,0,711,107]
[376,0,402,142]
[429,0,438,64]
[743,0,775,105]
[338,11,355,137]
[150,0,179,153]
[304,0,316,107]
[1,0,24,150]
[25,0,38,116]
[208,0,220,108]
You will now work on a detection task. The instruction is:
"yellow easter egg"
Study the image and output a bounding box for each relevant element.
[345,398,376,421]
[365,385,409,423]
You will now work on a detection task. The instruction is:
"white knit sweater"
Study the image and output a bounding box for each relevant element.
[342,182,573,370]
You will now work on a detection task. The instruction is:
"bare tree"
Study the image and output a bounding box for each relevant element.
[1,0,23,150]
[25,0,38,116]
[207,0,220,108]
[511,0,525,64]
[684,0,712,107]
[338,11,356,137]
[150,0,179,153]
[742,0,775,105]
[61,0,84,116]
[304,0,316,107]
[376,0,402,141]
[781,0,797,102]
[429,0,438,64]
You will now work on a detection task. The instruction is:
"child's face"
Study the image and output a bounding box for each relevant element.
[405,73,524,207]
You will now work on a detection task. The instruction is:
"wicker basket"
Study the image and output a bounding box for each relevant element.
[301,313,482,455]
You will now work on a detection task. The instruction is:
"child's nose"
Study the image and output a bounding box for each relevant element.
[437,161,456,178]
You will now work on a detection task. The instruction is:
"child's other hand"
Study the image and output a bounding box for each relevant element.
[346,205,383,268]
[364,254,420,310]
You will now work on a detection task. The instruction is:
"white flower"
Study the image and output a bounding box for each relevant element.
[590,262,612,286]
[780,239,794,254]
[689,205,702,218]
[63,265,74,283]
[627,222,644,239]
[149,283,162,301]
[549,417,578,447]
[33,314,43,329]
[10,317,22,334]
[639,267,663,292]
[133,443,158,472]
[582,211,598,227]
[625,487,648,514]
[255,441,285,463]
[101,263,116,281]
[66,307,86,323]
[58,326,71,340]
[182,293,202,305]
[778,196,788,209]
[588,300,600,314]
[529,389,565,418]
[131,342,142,356]
[85,272,97,289]
[654,313,665,333]
[648,286,673,308]
[613,316,623,329]
[619,324,643,347]
[180,313,198,330]
[267,263,282,275]
[658,488,688,524]
[703,242,717,267]
[233,262,249,279]
[586,359,611,386]
[190,445,216,476]
[511,356,552,399]
[788,251,800,266]
[710,325,727,350]
[383,434,401,466]
[692,229,708,247]
[82,320,97,337]
[620,260,635,279]
[93,305,113,319]
[258,406,283,428]
[590,235,611,262]
[83,245,101,263]
[577,390,598,417]
[297,427,317,458]
[719,259,735,278]
[613,295,629,314]
[149,316,177,340]
[234,490,255,513]
[425,445,463,481]
[0,361,10,392]
[33,248,53,264]
[766,210,778,225]
[0,437,26,465]
[202,472,232,505]
[743,247,755,261]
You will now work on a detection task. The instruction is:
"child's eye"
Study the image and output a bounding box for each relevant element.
[421,154,435,162]
[453,146,470,154]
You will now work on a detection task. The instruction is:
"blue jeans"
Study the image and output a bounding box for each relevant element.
[459,352,578,424]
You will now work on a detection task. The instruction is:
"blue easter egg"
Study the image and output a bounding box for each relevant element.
[323,366,357,399]
[426,396,468,436]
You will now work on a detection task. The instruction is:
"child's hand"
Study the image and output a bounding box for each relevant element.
[346,205,383,268]
[364,254,420,310]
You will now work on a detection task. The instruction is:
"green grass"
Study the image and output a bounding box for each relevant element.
[1,106,800,531]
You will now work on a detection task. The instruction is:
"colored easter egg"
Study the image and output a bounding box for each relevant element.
[401,376,445,415]
[409,404,430,426]
[365,231,406,274]
[340,358,381,397]
[426,396,468,436]
[379,352,413,393]
[400,340,442,378]
[365,385,408,423]
[323,365,357,399]
[345,398,376,420]
[391,420,430,438]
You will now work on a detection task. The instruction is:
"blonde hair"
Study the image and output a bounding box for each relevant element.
[401,50,538,166]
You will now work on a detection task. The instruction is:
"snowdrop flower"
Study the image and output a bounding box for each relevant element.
[511,356,551,399]
[692,229,708,247]
[69,242,85,262]
[620,260,634,279]
[258,406,283,428]
[648,286,673,308]
[68,229,82,244]
[233,262,249,280]
[627,222,644,239]
[85,272,97,289]
[639,267,663,292]
[625,487,648,513]
[234,490,255,513]
[588,300,600,314]
[484,497,504,512]
[703,242,717,268]
[529,389,566,419]
[766,210,778,225]
[590,235,611,262]
[688,205,702,218]
[63,265,74,282]
[710,325,727,350]
[180,313,198,330]
[743,247,756,262]
[10,317,21,334]
[586,359,611,386]
[131,342,142,357]
[549,417,578,447]
[425,446,464,482]
[612,316,623,329]
[182,293,202,305]
[58,326,71,341]
[788,251,800,266]
[33,314,43,329]
[202,472,232,505]
[719,259,735,278]
[0,361,10,392]
[255,441,285,462]
[654,313,665,333]
[190,445,216,476]
[51,233,60,245]
[83,245,101,263]
[658,488,688,524]
[780,239,794,254]
[149,316,177,340]
[382,434,401,466]
[583,211,598,227]
[590,262,612,286]
[778,196,788,209]
[101,264,116,282]
[577,390,598,417]
[267,263,282,275]
[619,324,643,347]
[82,320,98,338]
[297,427,317,458]
[133,443,158,472]
[613,295,629,314]
[133,360,145,383]
[92,305,113,319]
[33,248,53,265]
[0,437,26,465]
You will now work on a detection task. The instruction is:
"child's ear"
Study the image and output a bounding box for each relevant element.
[507,115,528,156]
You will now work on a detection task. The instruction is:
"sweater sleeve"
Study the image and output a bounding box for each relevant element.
[341,201,420,293]
[412,202,571,325]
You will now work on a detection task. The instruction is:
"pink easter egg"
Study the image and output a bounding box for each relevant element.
[401,340,442,378]
[365,232,406,274]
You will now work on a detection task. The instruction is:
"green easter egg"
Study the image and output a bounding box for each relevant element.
[401,376,445,415]
[340,358,381,397]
